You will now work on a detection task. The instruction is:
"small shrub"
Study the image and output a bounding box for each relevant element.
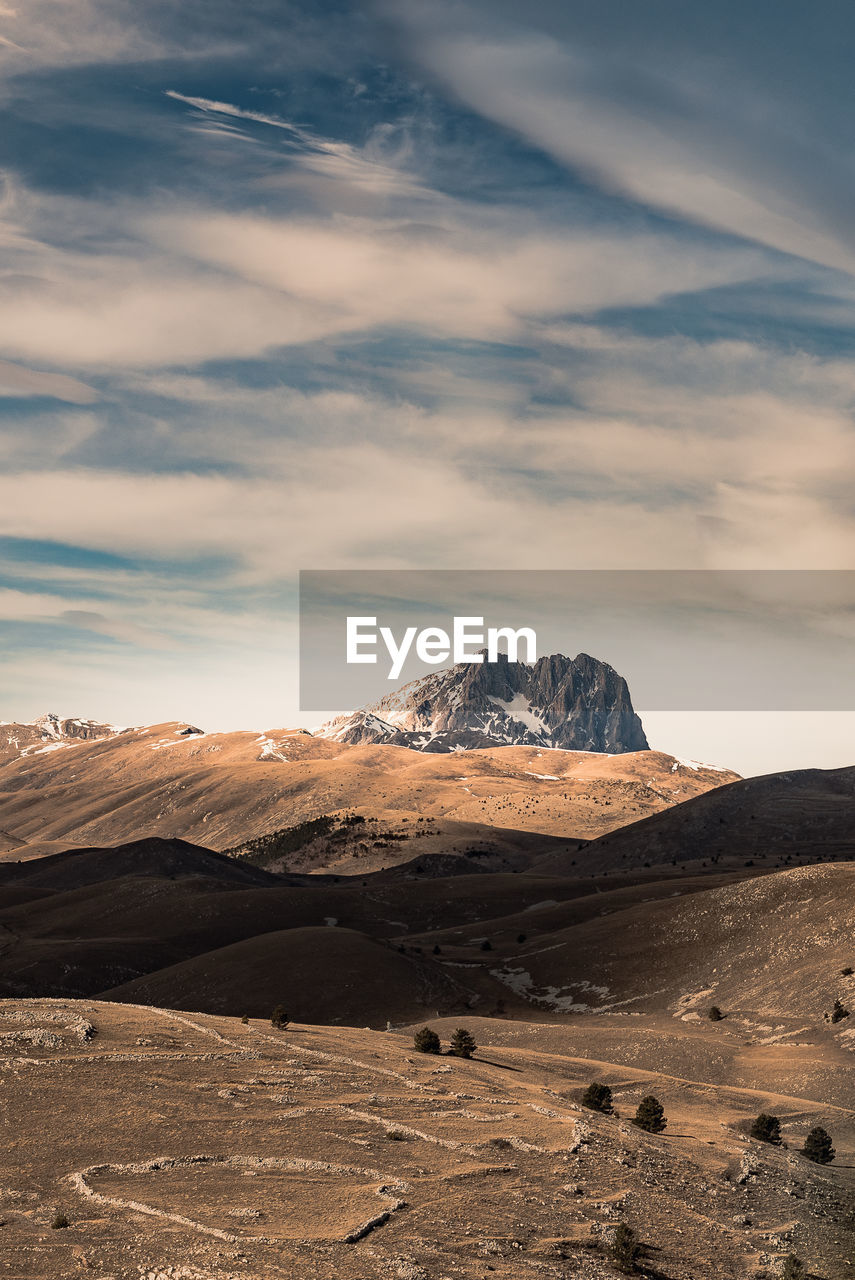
[830,997,850,1023]
[480,939,492,951]
[633,1095,667,1134]
[517,933,527,944]
[750,1113,782,1145]
[270,1005,289,1029]
[449,1027,477,1059]
[581,1081,614,1115]
[413,1026,441,1055]
[780,1255,806,1280]
[841,966,854,976]
[240,1014,249,1024]
[708,1005,724,1021]
[801,1125,835,1165]
[609,1221,641,1272]
[51,1211,69,1230]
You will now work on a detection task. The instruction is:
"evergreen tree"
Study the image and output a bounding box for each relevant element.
[609,1222,641,1272]
[633,1095,667,1133]
[749,1113,782,1145]
[802,1125,835,1165]
[581,1081,614,1114]
[413,1026,441,1055]
[449,1027,477,1059]
[830,997,850,1023]
[270,1005,289,1029]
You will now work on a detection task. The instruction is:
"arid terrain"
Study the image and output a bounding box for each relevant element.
[1,716,854,1276]
[0,718,737,869]
[0,998,852,1280]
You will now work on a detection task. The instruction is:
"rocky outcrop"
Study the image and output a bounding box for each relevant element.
[0,713,124,766]
[318,652,648,754]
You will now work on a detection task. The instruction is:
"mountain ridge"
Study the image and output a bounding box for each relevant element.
[319,650,649,753]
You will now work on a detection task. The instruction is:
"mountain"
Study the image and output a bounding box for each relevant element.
[0,717,735,868]
[0,712,122,766]
[318,650,649,753]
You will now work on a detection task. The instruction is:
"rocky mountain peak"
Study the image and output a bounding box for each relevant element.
[318,651,648,754]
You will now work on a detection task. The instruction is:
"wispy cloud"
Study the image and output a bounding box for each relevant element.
[0,358,97,403]
[390,2,855,275]
[164,91,303,134]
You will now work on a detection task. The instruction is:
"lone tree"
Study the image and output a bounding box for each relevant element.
[270,1005,289,1029]
[802,1125,835,1165]
[581,1081,614,1114]
[781,1255,806,1280]
[609,1222,641,1273]
[750,1113,782,1145]
[449,1027,477,1059]
[633,1095,667,1134]
[413,1026,441,1055]
[708,1005,724,1021]
[830,997,850,1023]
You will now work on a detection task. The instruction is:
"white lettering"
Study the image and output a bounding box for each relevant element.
[346,616,378,664]
[380,625,418,681]
[453,616,485,663]
[346,617,537,679]
[416,626,451,665]
[487,626,537,663]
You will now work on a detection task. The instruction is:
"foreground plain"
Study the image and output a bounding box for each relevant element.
[1,999,853,1279]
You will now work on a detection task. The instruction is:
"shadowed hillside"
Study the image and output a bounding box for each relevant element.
[534,764,855,875]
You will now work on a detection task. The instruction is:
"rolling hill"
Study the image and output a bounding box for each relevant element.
[0,718,737,869]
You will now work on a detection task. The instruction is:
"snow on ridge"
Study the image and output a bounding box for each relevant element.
[671,756,731,773]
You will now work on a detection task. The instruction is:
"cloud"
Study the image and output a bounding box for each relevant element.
[0,358,97,402]
[0,172,773,371]
[165,89,431,202]
[390,3,855,275]
[60,607,175,648]
[0,0,169,70]
[146,207,771,343]
[164,91,303,135]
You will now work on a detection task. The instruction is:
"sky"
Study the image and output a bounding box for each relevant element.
[0,0,854,775]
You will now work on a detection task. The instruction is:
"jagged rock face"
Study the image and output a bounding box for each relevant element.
[318,652,648,754]
[0,714,122,765]
[34,714,117,742]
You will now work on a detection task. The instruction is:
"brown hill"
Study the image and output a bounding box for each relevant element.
[407,863,855,1031]
[0,719,737,870]
[0,835,282,892]
[100,926,469,1026]
[0,837,730,1001]
[533,763,855,875]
